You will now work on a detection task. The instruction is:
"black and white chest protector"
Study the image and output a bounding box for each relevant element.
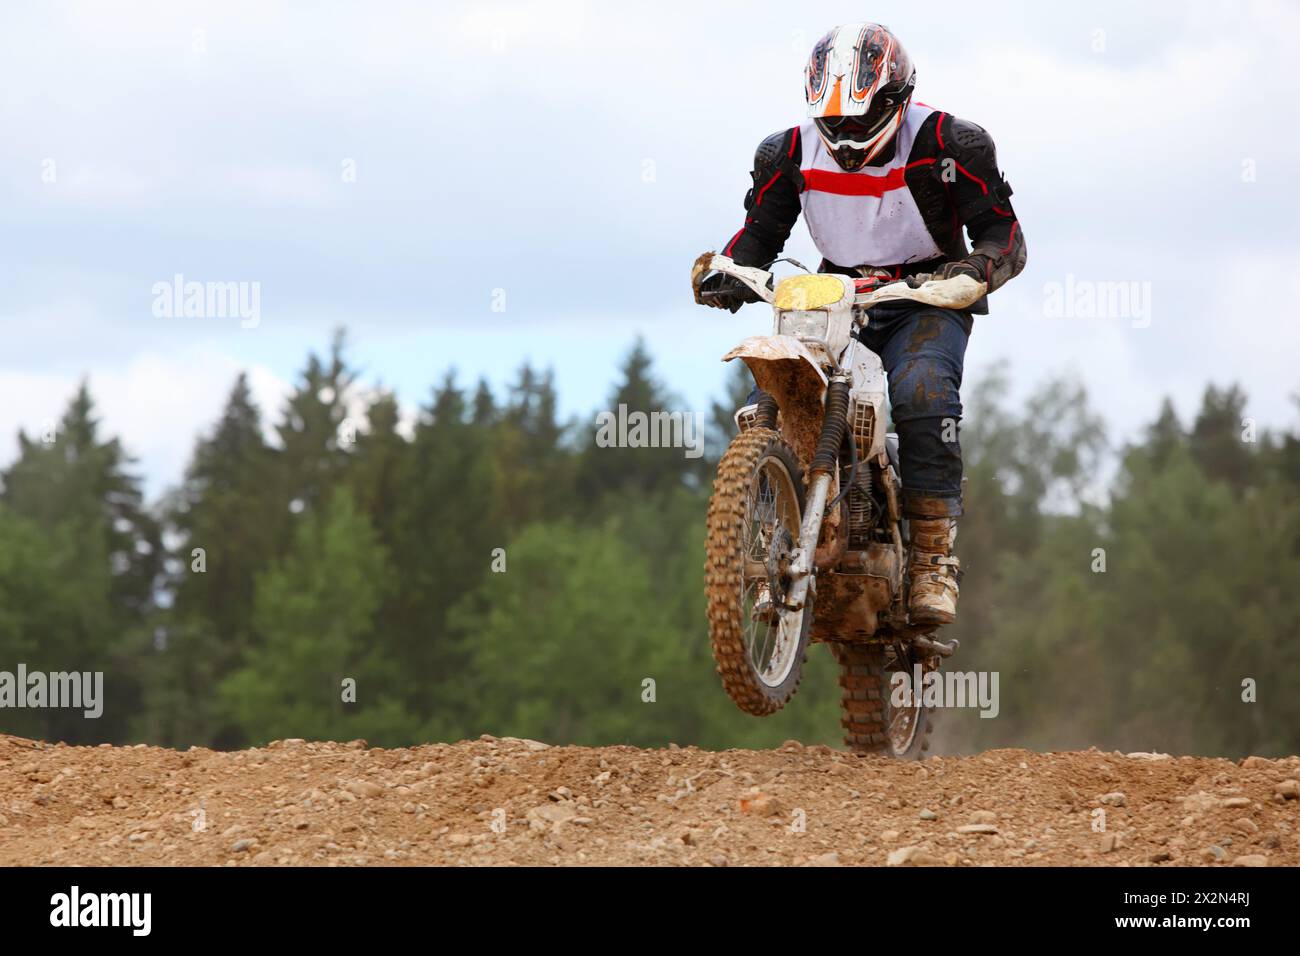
[798,104,942,269]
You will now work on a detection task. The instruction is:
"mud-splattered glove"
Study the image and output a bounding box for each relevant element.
[932,257,990,284]
[699,272,762,313]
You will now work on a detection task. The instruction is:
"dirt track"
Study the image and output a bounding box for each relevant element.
[1,733,1297,866]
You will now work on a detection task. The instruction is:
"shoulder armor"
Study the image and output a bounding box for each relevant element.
[939,114,1013,219]
[754,128,796,170]
[945,116,997,164]
[745,127,803,205]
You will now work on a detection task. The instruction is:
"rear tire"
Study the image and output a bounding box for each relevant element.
[831,641,935,759]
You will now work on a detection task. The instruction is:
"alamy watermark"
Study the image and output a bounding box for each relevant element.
[0,664,103,718]
[890,665,999,719]
[151,273,261,328]
[594,404,705,460]
[1042,274,1151,328]
[50,886,150,936]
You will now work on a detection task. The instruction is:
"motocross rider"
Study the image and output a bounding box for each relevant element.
[699,22,1026,626]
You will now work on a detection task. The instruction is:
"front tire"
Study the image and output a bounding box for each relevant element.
[705,427,812,715]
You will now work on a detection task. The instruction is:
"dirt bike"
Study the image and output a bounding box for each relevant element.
[691,251,987,758]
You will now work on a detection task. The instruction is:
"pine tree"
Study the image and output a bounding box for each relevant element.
[139,373,281,746]
[471,377,497,427]
[347,389,407,548]
[381,373,501,727]
[577,339,697,503]
[0,383,159,742]
[1190,384,1257,492]
[489,363,575,530]
[3,382,161,626]
[1144,398,1185,468]
[276,329,357,517]
[168,373,281,654]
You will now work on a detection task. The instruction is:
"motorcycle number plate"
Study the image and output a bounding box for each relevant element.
[774,274,844,311]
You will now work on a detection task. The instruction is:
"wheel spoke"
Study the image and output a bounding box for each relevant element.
[756,625,774,676]
[739,458,804,687]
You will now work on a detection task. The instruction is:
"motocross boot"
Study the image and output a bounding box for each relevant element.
[907,516,961,625]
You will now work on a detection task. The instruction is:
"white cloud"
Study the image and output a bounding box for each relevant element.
[0,346,292,499]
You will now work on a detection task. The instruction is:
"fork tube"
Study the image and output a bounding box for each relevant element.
[784,375,851,611]
[784,472,831,611]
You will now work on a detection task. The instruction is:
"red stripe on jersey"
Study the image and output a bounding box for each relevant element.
[802,158,934,197]
[803,166,906,196]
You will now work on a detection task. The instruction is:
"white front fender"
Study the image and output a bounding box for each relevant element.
[723,335,828,464]
[722,334,828,389]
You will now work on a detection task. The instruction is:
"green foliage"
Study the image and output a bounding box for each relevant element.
[945,380,1300,757]
[140,373,284,747]
[576,338,709,505]
[0,385,156,741]
[0,506,115,742]
[445,493,841,749]
[275,329,356,516]
[219,488,412,745]
[2,382,160,627]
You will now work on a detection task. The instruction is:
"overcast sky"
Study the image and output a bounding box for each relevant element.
[2,0,1298,497]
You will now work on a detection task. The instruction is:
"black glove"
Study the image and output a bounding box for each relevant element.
[932,257,990,284]
[699,272,761,313]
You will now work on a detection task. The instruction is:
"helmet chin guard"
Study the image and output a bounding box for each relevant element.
[805,23,916,171]
[817,106,908,170]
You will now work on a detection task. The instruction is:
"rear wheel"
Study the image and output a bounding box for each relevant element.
[831,641,935,759]
[705,427,812,715]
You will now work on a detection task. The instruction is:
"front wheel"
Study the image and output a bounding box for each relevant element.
[705,427,812,715]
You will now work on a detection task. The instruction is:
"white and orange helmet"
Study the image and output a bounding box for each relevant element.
[805,23,916,171]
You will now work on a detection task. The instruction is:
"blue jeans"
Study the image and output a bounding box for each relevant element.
[743,303,970,519]
[858,303,969,518]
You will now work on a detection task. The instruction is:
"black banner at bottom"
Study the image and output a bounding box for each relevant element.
[0,864,1281,941]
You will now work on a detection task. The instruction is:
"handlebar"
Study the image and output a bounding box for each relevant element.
[691,251,987,312]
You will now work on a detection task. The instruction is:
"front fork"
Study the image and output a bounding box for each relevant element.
[782,375,852,612]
